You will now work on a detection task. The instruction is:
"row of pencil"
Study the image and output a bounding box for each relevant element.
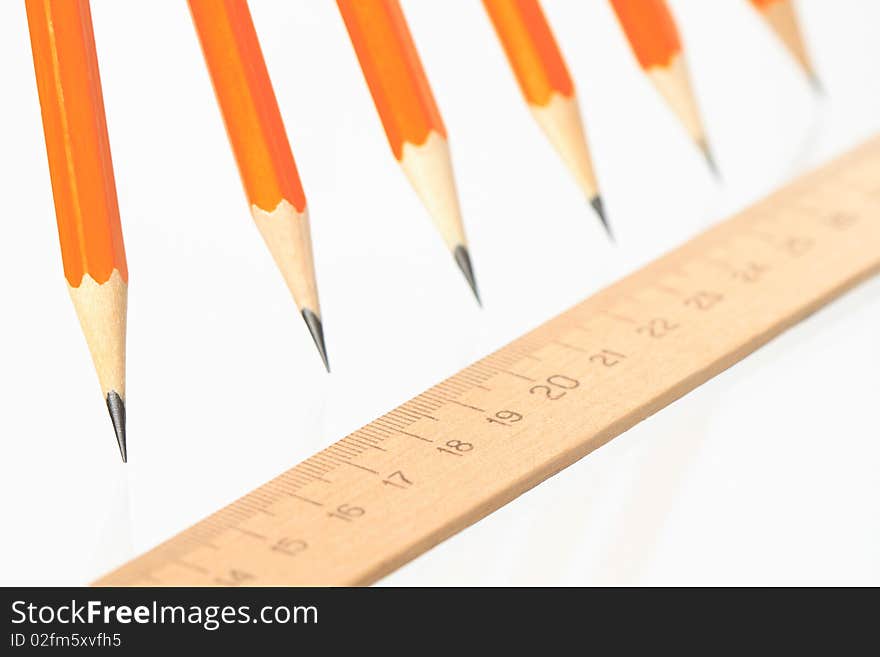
[26,0,818,461]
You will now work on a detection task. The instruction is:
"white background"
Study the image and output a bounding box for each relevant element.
[0,0,878,585]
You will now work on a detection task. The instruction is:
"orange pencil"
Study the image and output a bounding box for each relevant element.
[749,0,819,89]
[26,0,129,461]
[189,0,328,369]
[609,0,717,174]
[338,0,479,303]
[484,0,611,238]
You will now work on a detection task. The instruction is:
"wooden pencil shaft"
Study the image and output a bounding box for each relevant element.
[188,0,322,321]
[188,0,306,213]
[609,0,681,70]
[95,137,880,587]
[26,0,127,287]
[338,0,446,159]
[483,0,573,105]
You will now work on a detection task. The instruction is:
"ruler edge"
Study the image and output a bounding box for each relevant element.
[354,259,880,586]
[94,137,880,586]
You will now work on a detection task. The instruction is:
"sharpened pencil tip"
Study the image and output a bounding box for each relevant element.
[453,245,481,306]
[809,72,825,96]
[700,142,721,179]
[590,195,614,243]
[302,308,330,372]
[106,391,127,463]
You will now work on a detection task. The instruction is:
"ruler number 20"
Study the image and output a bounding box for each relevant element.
[529,374,580,401]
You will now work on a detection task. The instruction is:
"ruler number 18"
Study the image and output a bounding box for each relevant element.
[437,440,473,456]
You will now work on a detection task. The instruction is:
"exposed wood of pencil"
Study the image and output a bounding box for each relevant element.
[750,0,816,83]
[26,0,128,459]
[609,0,712,163]
[483,0,601,203]
[188,0,324,352]
[338,0,478,300]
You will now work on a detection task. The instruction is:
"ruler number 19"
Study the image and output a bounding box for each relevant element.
[487,410,523,426]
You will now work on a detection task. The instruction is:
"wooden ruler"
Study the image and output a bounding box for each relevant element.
[96,136,880,586]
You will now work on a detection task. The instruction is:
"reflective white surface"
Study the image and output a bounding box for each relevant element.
[0,0,878,585]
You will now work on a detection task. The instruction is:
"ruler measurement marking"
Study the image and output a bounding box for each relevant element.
[458,375,492,391]
[95,138,880,587]
[420,390,450,404]
[554,340,590,354]
[401,409,439,422]
[498,369,536,382]
[302,460,332,474]
[468,362,499,377]
[328,444,359,458]
[338,439,368,455]
[229,527,266,541]
[392,428,433,443]
[341,461,380,475]
[290,493,324,507]
[407,399,440,413]
[313,453,348,468]
[297,458,329,472]
[286,471,318,486]
[373,418,406,432]
[441,399,487,413]
[349,437,387,452]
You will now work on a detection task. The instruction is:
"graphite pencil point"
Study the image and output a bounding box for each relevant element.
[454,245,481,306]
[809,73,825,96]
[106,391,127,463]
[590,195,614,242]
[700,143,721,179]
[302,309,330,372]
